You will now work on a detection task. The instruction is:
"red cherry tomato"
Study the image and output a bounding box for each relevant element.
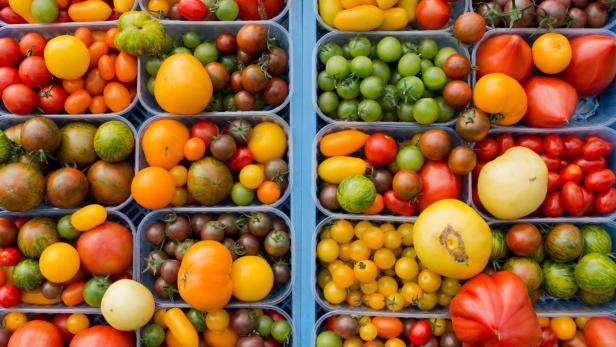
[18,56,51,87]
[266,310,285,321]
[177,0,208,20]
[226,147,253,171]
[0,247,21,266]
[583,138,612,159]
[541,153,561,172]
[475,138,498,161]
[0,7,27,24]
[547,172,560,192]
[542,191,564,217]
[581,186,594,216]
[325,316,336,332]
[38,84,68,114]
[543,134,563,158]
[0,284,21,308]
[0,38,21,67]
[190,121,219,148]
[409,320,432,346]
[516,135,543,154]
[2,83,37,115]
[540,327,558,347]
[364,133,397,166]
[584,169,616,192]
[561,181,585,216]
[562,135,584,158]
[560,164,583,185]
[416,0,451,30]
[18,32,46,57]
[264,337,281,347]
[595,188,616,214]
[383,190,414,216]
[573,157,607,174]
[51,313,73,343]
[0,66,20,94]
[496,134,515,155]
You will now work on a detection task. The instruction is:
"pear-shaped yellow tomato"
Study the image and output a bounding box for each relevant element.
[413,199,491,280]
[478,146,548,219]
[155,54,213,115]
[44,35,90,80]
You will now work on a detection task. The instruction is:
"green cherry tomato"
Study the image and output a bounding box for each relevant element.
[360,76,384,99]
[396,76,424,103]
[317,71,336,91]
[223,94,236,111]
[397,102,415,122]
[358,99,382,122]
[390,69,403,85]
[145,56,162,76]
[182,31,201,49]
[271,320,292,342]
[378,84,398,111]
[398,53,421,77]
[350,56,373,78]
[172,46,192,55]
[336,78,360,100]
[342,42,353,59]
[337,99,359,120]
[326,56,350,79]
[215,0,239,20]
[256,315,274,337]
[420,59,434,73]
[220,55,238,73]
[349,35,372,57]
[316,331,342,347]
[187,309,206,332]
[402,40,416,55]
[57,214,80,239]
[141,324,165,347]
[319,43,344,64]
[413,98,440,124]
[418,38,439,59]
[436,96,455,122]
[162,34,176,54]
[371,59,391,83]
[383,110,397,122]
[376,36,403,62]
[231,182,254,206]
[434,47,458,67]
[194,42,219,65]
[422,66,447,90]
[318,91,340,113]
[396,145,424,171]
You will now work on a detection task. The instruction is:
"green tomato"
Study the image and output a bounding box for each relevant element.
[206,93,225,112]
[162,34,176,54]
[378,84,398,111]
[418,38,439,59]
[422,66,447,90]
[434,47,458,67]
[145,56,162,76]
[83,276,111,307]
[316,331,342,347]
[350,56,373,78]
[220,55,238,73]
[116,11,166,56]
[318,92,339,113]
[271,320,292,342]
[396,145,424,171]
[358,99,382,122]
[420,59,434,73]
[326,56,350,79]
[172,46,192,55]
[382,110,397,122]
[396,76,424,103]
[31,0,58,23]
[215,0,239,20]
[194,42,219,65]
[349,36,372,57]
[256,315,273,337]
[402,40,417,55]
[231,182,254,205]
[436,96,455,122]
[317,71,336,91]
[223,94,236,111]
[397,102,415,122]
[141,324,165,347]
[57,215,80,239]
[337,99,359,120]
[398,53,421,77]
[413,98,440,125]
[389,69,403,85]
[371,59,391,84]
[187,309,206,332]
[342,42,352,59]
[319,43,344,64]
[376,36,402,62]
[360,76,384,100]
[335,78,360,100]
[182,31,201,49]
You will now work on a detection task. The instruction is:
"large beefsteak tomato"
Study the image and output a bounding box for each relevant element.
[8,320,63,347]
[76,221,133,276]
[523,76,578,128]
[584,317,616,347]
[473,73,527,126]
[558,35,616,97]
[476,34,533,82]
[450,271,541,347]
[417,160,460,212]
[69,325,135,347]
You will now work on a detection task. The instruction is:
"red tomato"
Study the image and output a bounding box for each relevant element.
[415,0,450,29]
[0,284,20,308]
[543,134,563,158]
[581,186,594,216]
[383,190,414,216]
[584,317,616,347]
[364,133,397,166]
[264,337,281,347]
[0,247,21,266]
[0,66,20,94]
[561,181,585,216]
[584,169,616,192]
[266,310,285,321]
[18,33,46,57]
[573,157,607,174]
[541,153,561,172]
[523,76,578,128]
[8,320,63,347]
[562,135,584,158]
[0,7,27,24]
[595,188,616,214]
[68,325,134,347]
[236,0,284,20]
[560,164,583,185]
[516,135,543,154]
[190,120,219,148]
[2,83,37,115]
[583,138,612,159]
[177,0,207,20]
[226,147,253,171]
[547,172,560,192]
[409,321,432,345]
[560,157,570,169]
[475,138,498,161]
[417,160,460,211]
[13,218,28,229]
[76,221,133,276]
[540,327,558,347]
[542,191,564,217]
[496,134,515,155]
[372,316,403,339]
[51,314,73,343]
[0,38,21,67]
[325,316,336,332]
[476,34,533,82]
[38,85,67,114]
[18,56,51,87]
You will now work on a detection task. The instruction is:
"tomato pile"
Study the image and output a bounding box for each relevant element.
[0,313,135,347]
[132,118,288,209]
[142,307,292,347]
[0,117,134,212]
[144,23,289,114]
[0,0,134,23]
[0,27,138,116]
[473,132,616,218]
[146,0,285,21]
[316,219,462,312]
[142,211,291,302]
[316,35,471,123]
[317,128,470,216]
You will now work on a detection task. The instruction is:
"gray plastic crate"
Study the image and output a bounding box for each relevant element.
[0,1,139,26]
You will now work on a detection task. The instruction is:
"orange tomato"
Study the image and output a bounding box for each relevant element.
[105,28,119,49]
[203,327,238,347]
[171,187,188,207]
[550,317,576,340]
[365,193,384,215]
[142,119,190,169]
[184,137,206,161]
[148,0,169,17]
[63,78,84,94]
[89,95,107,114]
[98,55,115,81]
[65,89,92,114]
[131,167,176,209]
[88,41,109,67]
[257,181,281,204]
[68,1,112,21]
[61,281,85,306]
[103,82,131,112]
[115,51,137,83]
[128,85,137,100]
[74,27,92,47]
[85,68,106,95]
[531,33,571,74]
[91,30,106,42]
[55,0,69,8]
[372,316,404,339]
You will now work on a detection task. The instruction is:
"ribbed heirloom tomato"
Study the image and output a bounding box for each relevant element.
[473,73,527,126]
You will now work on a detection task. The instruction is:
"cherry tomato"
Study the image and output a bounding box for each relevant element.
[595,188,616,214]
[0,38,21,67]
[103,81,131,112]
[561,181,585,216]
[262,77,289,106]
[442,80,471,109]
[184,137,206,161]
[0,284,20,308]
[227,147,253,171]
[583,138,612,159]
[562,135,584,158]
[64,89,92,115]
[584,169,616,192]
[266,310,285,321]
[540,327,558,347]
[581,187,594,216]
[409,320,432,345]
[543,134,563,158]
[105,28,119,49]
[88,41,109,68]
[191,121,219,148]
[38,84,67,114]
[85,68,106,96]
[18,33,46,57]
[443,53,471,79]
[573,157,607,174]
[496,134,515,155]
[0,7,27,24]
[383,190,414,216]
[475,138,498,161]
[236,0,282,20]
[74,27,93,47]
[216,32,237,54]
[62,78,85,94]
[13,218,29,229]
[0,248,21,266]
[365,133,398,166]
[2,83,37,115]
[177,0,208,20]
[89,95,107,114]
[98,55,115,81]
[516,135,543,154]
[540,154,561,172]
[542,191,564,218]
[560,164,583,185]
[18,56,51,87]
[0,66,21,94]
[416,0,451,30]
[547,172,560,192]
[115,51,137,83]
[234,90,255,111]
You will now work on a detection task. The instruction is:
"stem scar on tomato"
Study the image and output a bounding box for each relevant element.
[439,225,469,264]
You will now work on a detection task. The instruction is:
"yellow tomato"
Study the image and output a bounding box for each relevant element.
[339,243,352,261]
[550,317,576,340]
[170,165,188,186]
[67,314,90,334]
[354,221,372,239]
[148,0,169,17]
[114,0,134,12]
[8,0,37,23]
[347,290,363,307]
[330,219,354,243]
[332,263,355,288]
[395,256,418,280]
[71,204,107,231]
[360,280,378,294]
[373,248,396,270]
[68,0,112,21]
[396,0,416,23]
[247,122,287,164]
[333,5,385,31]
[376,7,408,31]
[362,226,385,250]
[101,279,155,331]
[437,292,452,306]
[323,281,346,304]
[4,312,26,331]
[359,322,378,341]
[385,338,406,347]
[39,242,80,283]
[473,73,527,126]
[353,259,378,283]
[44,35,90,80]
[317,239,340,263]
[430,318,446,336]
[155,309,168,328]
[239,164,265,189]
[155,54,212,115]
[532,33,571,74]
[349,240,371,261]
[205,309,229,331]
[383,230,401,249]
[341,0,375,8]
[380,223,395,232]
[400,282,422,303]
[365,293,385,309]
[231,256,274,302]
[319,0,342,26]
[377,276,398,296]
[386,292,404,312]
[417,269,442,293]
[417,292,438,310]
[398,223,414,246]
[377,0,396,8]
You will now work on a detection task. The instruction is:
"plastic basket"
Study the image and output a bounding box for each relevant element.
[0,23,139,118]
[136,206,294,308]
[137,21,293,117]
[0,209,137,313]
[0,114,138,212]
[470,126,616,223]
[313,30,470,126]
[0,1,139,26]
[312,122,470,221]
[471,28,616,128]
[136,112,292,209]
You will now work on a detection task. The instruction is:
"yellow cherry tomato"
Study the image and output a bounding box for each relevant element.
[441,277,461,296]
[114,0,134,12]
[338,243,352,261]
[67,314,90,334]
[365,293,385,310]
[430,318,447,336]
[417,292,438,310]
[359,322,378,341]
[353,260,378,283]
[4,312,27,331]
[383,230,402,249]
[374,248,396,270]
[333,5,385,31]
[317,156,367,184]
[323,281,347,304]
[169,165,188,186]
[319,0,343,27]
[538,317,550,328]
[354,221,372,239]
[401,247,416,258]
[550,317,576,340]
[239,164,265,189]
[247,122,287,164]
[576,316,591,330]
[317,269,332,289]
[362,226,384,250]
[418,269,442,293]
[206,309,229,331]
[44,35,90,80]
[398,223,414,246]
[377,276,398,296]
[376,7,408,31]
[360,280,378,295]
[347,290,363,307]
[71,204,106,231]
[341,0,375,8]
[39,242,80,283]
[349,240,371,261]
[317,239,340,263]
[437,291,452,306]
[68,0,112,22]
[395,256,419,280]
[386,292,404,312]
[332,263,355,289]
[155,309,168,328]
[385,338,406,347]
[397,0,416,23]
[344,337,364,347]
[147,0,169,17]
[331,220,354,243]
[401,282,423,303]
[532,33,571,74]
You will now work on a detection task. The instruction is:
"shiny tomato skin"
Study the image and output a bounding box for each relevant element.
[409,320,432,345]
[266,310,285,321]
[18,33,46,57]
[523,76,578,128]
[496,134,515,155]
[383,190,414,216]
[365,133,398,166]
[177,0,208,20]
[541,154,561,172]
[0,247,21,266]
[573,157,607,174]
[226,147,253,171]
[543,134,563,158]
[2,83,37,115]
[560,164,583,185]
[0,66,20,94]
[18,56,51,87]
[190,121,219,148]
[595,188,616,214]
[0,284,20,308]
[51,314,73,343]
[584,169,616,192]
[516,135,543,154]
[540,327,558,347]
[38,85,67,114]
[416,0,451,30]
[581,187,594,216]
[475,138,498,161]
[0,7,27,24]
[562,135,584,158]
[584,317,616,347]
[542,191,564,217]
[583,138,612,159]
[69,325,135,347]
[236,0,284,20]
[76,221,133,276]
[417,160,460,211]
[547,172,560,192]
[0,38,21,67]
[561,181,585,216]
